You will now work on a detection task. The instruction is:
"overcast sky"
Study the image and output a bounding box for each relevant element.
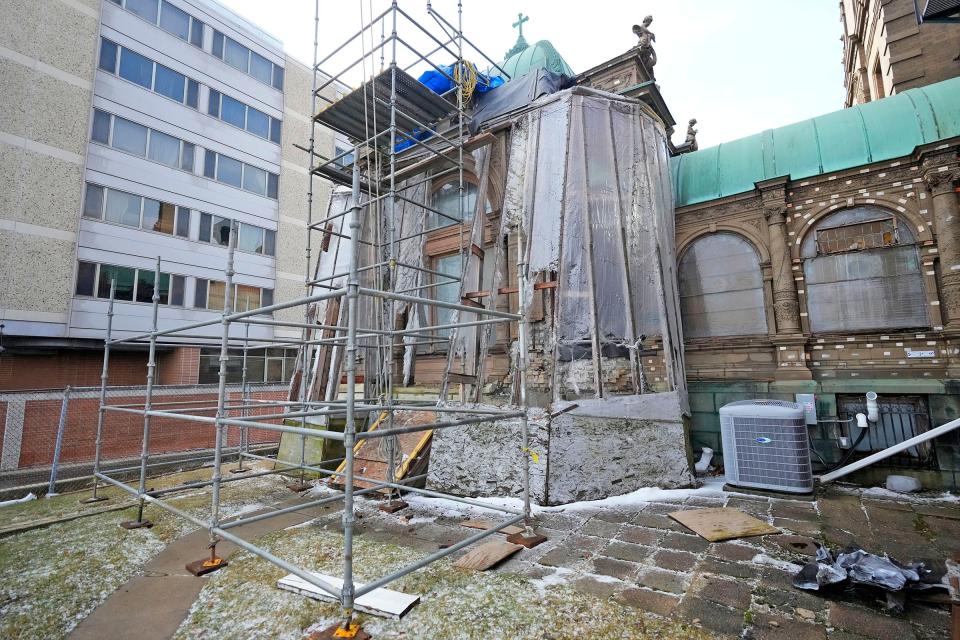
[216,0,845,149]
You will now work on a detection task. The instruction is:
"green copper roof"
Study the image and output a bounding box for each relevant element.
[494,39,575,80]
[672,75,960,208]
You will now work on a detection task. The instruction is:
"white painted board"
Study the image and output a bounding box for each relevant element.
[277,572,420,620]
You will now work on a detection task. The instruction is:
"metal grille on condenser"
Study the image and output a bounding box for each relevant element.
[732,416,812,489]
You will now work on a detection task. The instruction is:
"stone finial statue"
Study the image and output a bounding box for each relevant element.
[685,118,698,151]
[632,16,657,73]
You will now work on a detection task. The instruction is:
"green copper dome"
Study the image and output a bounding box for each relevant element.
[494,39,575,81]
[672,75,960,208]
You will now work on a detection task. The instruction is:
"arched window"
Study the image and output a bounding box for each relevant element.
[802,206,927,332]
[679,233,768,338]
[427,180,478,229]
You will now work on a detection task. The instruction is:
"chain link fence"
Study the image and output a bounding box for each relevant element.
[0,382,288,499]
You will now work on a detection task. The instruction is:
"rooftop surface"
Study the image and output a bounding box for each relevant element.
[672,75,960,207]
[1,465,957,639]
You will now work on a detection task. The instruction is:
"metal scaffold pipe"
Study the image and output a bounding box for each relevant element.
[339,146,363,628]
[85,280,115,504]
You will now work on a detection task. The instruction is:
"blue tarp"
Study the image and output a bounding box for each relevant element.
[396,63,505,151]
[418,63,504,96]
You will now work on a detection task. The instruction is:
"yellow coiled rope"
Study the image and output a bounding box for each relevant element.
[453,59,478,104]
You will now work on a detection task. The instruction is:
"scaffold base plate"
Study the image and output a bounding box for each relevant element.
[81,495,109,504]
[505,532,548,549]
[308,623,372,640]
[119,519,153,530]
[229,466,251,474]
[378,500,408,514]
[185,557,228,577]
[287,481,313,493]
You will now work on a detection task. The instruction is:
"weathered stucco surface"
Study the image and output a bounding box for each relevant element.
[426,408,549,503]
[547,393,696,504]
[427,394,695,505]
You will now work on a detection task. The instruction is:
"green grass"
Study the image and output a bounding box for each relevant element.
[0,466,293,640]
[173,524,720,640]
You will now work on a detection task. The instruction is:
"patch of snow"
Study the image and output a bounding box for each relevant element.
[404,476,753,518]
[528,567,575,594]
[860,486,960,503]
[0,492,36,507]
[228,502,269,517]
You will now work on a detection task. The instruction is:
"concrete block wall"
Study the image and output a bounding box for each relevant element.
[0,0,101,337]
[275,56,335,331]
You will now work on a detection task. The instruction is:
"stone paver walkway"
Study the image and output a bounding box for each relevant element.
[326,483,960,640]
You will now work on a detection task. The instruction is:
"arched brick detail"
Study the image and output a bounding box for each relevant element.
[677,225,770,265]
[789,196,933,260]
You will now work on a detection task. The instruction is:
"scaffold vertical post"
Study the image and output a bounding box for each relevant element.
[46,385,71,497]
[84,280,115,504]
[232,322,251,474]
[186,222,236,575]
[340,149,362,630]
[122,257,161,528]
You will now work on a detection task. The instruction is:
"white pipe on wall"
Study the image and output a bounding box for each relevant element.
[865,391,879,423]
[819,416,960,484]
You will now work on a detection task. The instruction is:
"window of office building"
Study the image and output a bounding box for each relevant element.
[75,260,184,306]
[207,89,281,143]
[110,0,204,48]
[211,30,283,90]
[197,213,276,256]
[82,182,191,239]
[99,38,199,109]
[202,149,278,199]
[197,347,297,384]
[194,279,273,312]
[91,109,195,172]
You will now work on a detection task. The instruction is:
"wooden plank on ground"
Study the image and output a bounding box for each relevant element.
[332,410,435,491]
[453,540,523,570]
[668,507,779,542]
[277,572,419,619]
[460,519,524,536]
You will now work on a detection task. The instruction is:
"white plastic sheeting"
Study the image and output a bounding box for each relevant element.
[800,207,928,333]
[678,233,768,338]
[505,88,686,399]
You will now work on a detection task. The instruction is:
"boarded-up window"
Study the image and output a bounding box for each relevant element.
[802,207,927,332]
[678,233,767,338]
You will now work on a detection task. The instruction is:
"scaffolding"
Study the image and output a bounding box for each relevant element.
[85,1,537,635]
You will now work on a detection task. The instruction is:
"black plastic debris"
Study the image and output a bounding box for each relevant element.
[792,543,940,596]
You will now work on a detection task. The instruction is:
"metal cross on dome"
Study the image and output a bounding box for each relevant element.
[513,12,529,37]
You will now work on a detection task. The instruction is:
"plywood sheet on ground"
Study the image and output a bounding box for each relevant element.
[668,507,778,542]
[453,540,523,570]
[461,519,524,535]
[277,572,419,619]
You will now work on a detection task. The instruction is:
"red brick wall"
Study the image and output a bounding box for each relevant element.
[8,388,286,468]
[0,351,148,391]
[0,402,5,456]
[157,347,201,385]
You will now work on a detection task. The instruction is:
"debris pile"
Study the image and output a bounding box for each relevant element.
[792,544,949,611]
